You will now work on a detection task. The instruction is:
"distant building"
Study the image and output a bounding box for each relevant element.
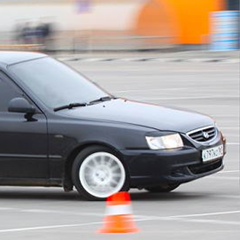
[135,0,228,45]
[0,0,238,46]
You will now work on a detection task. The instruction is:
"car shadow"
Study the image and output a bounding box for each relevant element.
[0,187,210,202]
[0,187,84,201]
[130,190,209,202]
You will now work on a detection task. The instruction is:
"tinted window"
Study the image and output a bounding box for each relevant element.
[9,57,109,109]
[0,72,22,112]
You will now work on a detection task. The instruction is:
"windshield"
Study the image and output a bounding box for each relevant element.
[9,57,109,109]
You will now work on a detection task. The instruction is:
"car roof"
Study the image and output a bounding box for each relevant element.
[0,51,46,66]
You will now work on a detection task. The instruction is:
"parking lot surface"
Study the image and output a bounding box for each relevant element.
[0,59,239,240]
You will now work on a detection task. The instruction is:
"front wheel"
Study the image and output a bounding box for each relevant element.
[72,146,129,200]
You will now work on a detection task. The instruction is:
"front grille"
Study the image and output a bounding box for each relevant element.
[188,126,216,142]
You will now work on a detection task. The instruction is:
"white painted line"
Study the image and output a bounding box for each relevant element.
[165,218,240,226]
[58,58,70,61]
[222,59,240,63]
[0,207,103,217]
[1,209,239,233]
[213,115,239,117]
[22,209,103,217]
[82,58,107,62]
[137,95,239,101]
[121,58,146,61]
[169,210,240,219]
[224,134,240,137]
[227,142,239,145]
[136,210,240,226]
[215,195,240,199]
[0,221,102,234]
[187,58,218,62]
[152,58,188,62]
[0,208,14,211]
[208,176,239,180]
[114,88,188,93]
[219,170,239,173]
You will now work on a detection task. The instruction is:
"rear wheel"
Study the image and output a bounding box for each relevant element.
[145,184,180,193]
[72,146,129,200]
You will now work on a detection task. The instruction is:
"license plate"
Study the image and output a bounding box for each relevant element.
[202,145,224,162]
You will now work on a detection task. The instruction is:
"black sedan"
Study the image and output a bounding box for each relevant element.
[0,52,226,200]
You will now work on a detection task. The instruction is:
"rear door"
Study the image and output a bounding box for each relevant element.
[0,71,49,181]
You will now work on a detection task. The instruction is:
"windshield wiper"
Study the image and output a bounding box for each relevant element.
[54,103,87,112]
[54,96,114,111]
[88,96,114,105]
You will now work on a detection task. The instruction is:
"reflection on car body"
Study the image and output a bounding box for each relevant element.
[0,52,226,200]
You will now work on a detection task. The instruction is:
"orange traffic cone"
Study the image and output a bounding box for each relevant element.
[99,192,139,234]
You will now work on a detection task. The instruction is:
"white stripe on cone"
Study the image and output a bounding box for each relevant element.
[105,205,132,216]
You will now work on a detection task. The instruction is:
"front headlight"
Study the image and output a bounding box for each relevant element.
[146,134,183,150]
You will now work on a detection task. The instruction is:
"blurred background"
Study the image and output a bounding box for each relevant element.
[0,0,239,52]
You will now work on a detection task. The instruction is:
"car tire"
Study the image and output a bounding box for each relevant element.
[72,146,129,201]
[145,184,180,193]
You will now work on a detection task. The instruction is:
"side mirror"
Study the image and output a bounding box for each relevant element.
[8,97,36,114]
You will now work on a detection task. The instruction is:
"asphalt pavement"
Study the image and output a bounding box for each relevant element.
[0,59,239,240]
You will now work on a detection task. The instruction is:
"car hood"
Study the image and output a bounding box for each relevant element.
[59,99,214,133]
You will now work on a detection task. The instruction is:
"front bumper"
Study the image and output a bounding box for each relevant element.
[121,142,225,188]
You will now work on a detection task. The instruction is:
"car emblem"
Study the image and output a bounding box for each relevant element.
[203,131,210,139]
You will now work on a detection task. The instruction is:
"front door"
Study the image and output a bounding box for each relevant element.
[0,71,48,181]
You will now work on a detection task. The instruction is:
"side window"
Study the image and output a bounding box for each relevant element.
[0,72,23,112]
